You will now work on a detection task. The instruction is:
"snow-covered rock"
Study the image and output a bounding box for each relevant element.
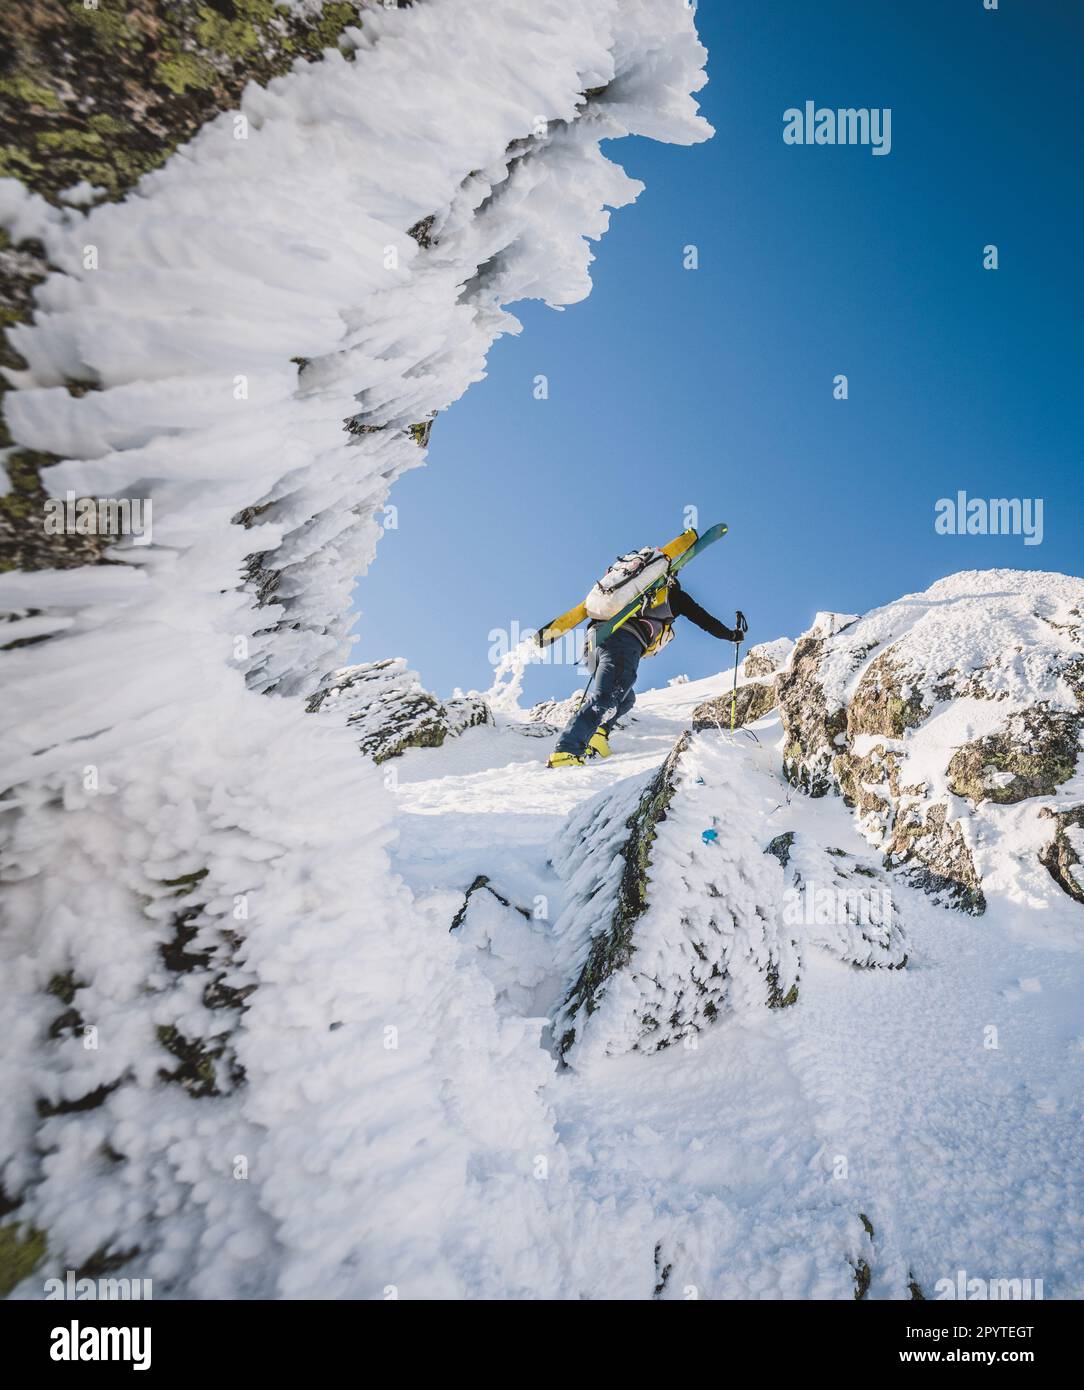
[692,679,777,729]
[743,637,793,678]
[524,691,584,732]
[307,659,490,761]
[777,570,1084,915]
[765,831,908,970]
[449,875,551,1016]
[551,731,800,1066]
[1039,804,1084,905]
[522,686,643,737]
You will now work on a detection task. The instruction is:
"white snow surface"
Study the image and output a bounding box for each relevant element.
[384,635,1084,1298]
[814,569,1084,716]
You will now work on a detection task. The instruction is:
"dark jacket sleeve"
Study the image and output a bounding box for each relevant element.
[671,581,735,640]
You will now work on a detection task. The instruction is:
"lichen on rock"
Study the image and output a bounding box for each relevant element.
[946,707,1082,808]
[0,2,376,575]
[847,651,928,740]
[692,679,777,730]
[0,1,368,205]
[0,1219,47,1297]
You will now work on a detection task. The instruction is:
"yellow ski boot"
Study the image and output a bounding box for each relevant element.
[587,729,612,759]
[546,751,584,769]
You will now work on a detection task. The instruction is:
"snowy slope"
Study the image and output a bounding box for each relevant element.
[386,585,1084,1297]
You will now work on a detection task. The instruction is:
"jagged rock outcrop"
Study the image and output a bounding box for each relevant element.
[775,573,1084,915]
[692,679,776,730]
[778,641,845,795]
[551,731,799,1066]
[306,659,490,762]
[743,638,793,678]
[883,801,987,914]
[847,652,929,740]
[1039,805,1084,904]
[947,708,1082,808]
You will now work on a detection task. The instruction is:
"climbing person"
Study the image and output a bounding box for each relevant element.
[547,579,747,768]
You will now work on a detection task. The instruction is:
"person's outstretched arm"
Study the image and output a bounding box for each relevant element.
[671,582,744,641]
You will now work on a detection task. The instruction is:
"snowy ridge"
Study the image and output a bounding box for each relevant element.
[813,570,1084,717]
[1,2,710,1297]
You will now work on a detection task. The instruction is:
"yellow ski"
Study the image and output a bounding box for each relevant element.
[535,528,698,648]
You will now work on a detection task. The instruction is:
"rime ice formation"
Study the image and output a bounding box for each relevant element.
[0,1,710,1299]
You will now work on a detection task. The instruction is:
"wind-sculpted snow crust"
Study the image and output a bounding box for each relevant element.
[552,731,801,1067]
[0,0,711,1297]
[765,831,909,970]
[776,571,1084,916]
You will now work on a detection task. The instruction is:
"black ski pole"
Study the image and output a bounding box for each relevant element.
[729,610,749,732]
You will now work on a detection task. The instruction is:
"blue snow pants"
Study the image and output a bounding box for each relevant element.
[555,625,643,756]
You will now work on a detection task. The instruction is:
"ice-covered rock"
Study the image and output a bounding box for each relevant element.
[0,0,712,1298]
[743,638,794,678]
[551,731,800,1066]
[765,831,908,970]
[777,571,1084,914]
[307,659,490,761]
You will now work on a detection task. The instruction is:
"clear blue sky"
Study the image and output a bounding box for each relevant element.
[353,0,1083,704]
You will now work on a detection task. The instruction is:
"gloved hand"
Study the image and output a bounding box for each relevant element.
[721,625,746,644]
